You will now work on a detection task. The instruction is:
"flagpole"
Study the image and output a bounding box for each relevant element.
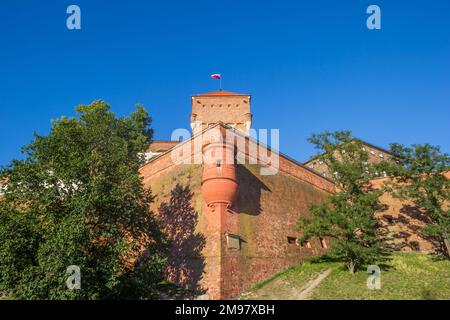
[211,74,222,90]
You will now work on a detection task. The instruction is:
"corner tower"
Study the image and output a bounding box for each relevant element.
[191,90,252,135]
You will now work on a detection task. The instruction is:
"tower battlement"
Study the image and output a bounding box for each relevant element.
[191,90,252,135]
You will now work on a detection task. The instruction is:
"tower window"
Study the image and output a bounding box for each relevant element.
[227,233,241,250]
[287,236,296,244]
[216,160,222,167]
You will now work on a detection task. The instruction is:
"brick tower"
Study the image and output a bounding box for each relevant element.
[201,135,239,299]
[190,90,252,135]
[193,90,250,299]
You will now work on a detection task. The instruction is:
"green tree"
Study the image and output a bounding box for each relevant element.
[387,143,450,259]
[297,131,387,273]
[0,101,167,299]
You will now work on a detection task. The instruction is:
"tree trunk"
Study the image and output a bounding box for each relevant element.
[443,237,450,260]
[347,261,355,274]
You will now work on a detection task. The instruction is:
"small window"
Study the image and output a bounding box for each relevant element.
[287,236,297,244]
[216,160,222,167]
[227,233,241,250]
[319,237,328,249]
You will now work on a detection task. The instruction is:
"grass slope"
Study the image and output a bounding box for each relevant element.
[241,253,450,300]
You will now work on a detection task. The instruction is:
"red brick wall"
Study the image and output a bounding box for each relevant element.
[138,125,335,299]
[221,164,330,298]
[191,94,251,134]
[305,143,392,179]
[147,140,179,153]
[371,178,438,253]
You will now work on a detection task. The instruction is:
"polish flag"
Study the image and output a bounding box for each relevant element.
[211,74,221,79]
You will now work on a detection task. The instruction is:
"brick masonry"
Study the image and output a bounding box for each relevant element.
[139,124,333,299]
[137,90,443,299]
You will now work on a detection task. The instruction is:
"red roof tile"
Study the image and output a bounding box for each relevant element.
[193,90,250,97]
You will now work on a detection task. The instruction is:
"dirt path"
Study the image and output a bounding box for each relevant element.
[240,268,333,300]
[296,269,332,300]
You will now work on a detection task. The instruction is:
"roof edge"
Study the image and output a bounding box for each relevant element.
[304,138,393,164]
[140,122,335,186]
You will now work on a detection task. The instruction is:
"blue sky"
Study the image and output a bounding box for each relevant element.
[1,0,449,165]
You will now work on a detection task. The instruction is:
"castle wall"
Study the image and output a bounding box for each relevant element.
[371,178,438,253]
[305,143,392,179]
[140,159,331,300]
[139,126,336,299]
[221,163,330,298]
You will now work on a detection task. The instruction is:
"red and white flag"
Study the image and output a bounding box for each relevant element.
[211,74,221,79]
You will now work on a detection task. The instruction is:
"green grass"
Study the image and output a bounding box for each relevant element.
[242,253,450,300]
[240,259,341,300]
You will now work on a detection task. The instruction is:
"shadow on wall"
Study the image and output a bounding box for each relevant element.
[158,184,206,296]
[399,204,443,253]
[235,165,271,216]
[379,204,440,253]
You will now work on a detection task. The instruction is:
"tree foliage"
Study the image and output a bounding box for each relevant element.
[298,131,387,273]
[0,101,167,299]
[387,143,450,259]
